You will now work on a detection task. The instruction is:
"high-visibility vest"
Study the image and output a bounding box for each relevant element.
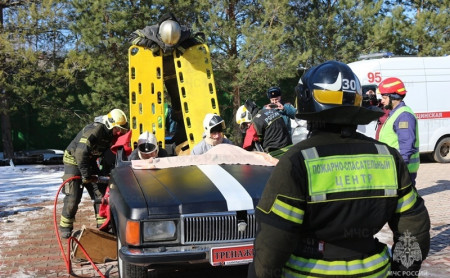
[379,106,420,174]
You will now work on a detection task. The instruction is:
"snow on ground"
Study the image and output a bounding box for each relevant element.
[0,165,64,218]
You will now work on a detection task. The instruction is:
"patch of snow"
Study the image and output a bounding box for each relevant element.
[0,165,64,217]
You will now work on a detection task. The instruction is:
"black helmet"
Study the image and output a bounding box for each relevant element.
[267,86,281,99]
[244,99,260,117]
[295,61,383,125]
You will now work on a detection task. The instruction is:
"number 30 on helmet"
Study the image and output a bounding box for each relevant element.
[295,60,383,125]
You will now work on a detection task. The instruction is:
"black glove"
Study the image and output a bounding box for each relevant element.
[82,176,98,184]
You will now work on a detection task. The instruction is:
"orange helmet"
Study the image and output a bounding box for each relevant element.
[378,77,407,96]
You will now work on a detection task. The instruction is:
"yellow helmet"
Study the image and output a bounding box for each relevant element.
[235,105,252,125]
[104,109,128,130]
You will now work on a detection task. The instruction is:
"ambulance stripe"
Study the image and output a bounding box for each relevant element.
[197,165,254,211]
[416,111,450,120]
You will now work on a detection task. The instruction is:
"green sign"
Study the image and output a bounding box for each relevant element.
[305,154,397,196]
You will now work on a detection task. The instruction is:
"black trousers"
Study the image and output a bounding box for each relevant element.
[60,164,106,228]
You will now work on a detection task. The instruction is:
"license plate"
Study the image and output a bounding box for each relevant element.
[210,244,254,266]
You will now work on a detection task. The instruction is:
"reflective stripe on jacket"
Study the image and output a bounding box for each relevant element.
[64,122,113,179]
[283,247,390,277]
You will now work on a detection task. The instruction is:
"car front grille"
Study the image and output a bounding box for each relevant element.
[181,211,256,244]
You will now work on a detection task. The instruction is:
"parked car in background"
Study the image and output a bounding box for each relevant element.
[36,149,64,165]
[0,149,63,166]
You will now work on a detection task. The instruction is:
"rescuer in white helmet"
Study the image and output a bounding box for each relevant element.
[191,113,234,155]
[129,12,205,55]
[128,131,168,160]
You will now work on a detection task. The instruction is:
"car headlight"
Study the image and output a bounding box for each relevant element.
[143,221,176,241]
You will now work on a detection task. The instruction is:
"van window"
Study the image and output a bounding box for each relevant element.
[362,85,377,95]
[362,85,380,109]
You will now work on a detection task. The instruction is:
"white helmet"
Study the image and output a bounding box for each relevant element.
[103,109,128,130]
[235,105,252,125]
[137,131,158,155]
[203,113,225,137]
[158,19,181,46]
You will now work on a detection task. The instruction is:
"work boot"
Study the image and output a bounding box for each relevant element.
[59,226,72,239]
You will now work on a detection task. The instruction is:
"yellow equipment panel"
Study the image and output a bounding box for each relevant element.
[128,46,165,149]
[128,43,220,153]
[174,44,220,150]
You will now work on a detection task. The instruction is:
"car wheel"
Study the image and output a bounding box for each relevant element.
[117,238,150,278]
[433,137,450,163]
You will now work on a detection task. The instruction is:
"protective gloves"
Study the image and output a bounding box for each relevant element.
[82,176,98,184]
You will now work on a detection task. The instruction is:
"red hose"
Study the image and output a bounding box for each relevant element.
[53,176,107,278]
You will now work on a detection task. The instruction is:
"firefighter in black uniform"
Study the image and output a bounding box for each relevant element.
[59,108,128,238]
[237,99,291,152]
[248,61,430,277]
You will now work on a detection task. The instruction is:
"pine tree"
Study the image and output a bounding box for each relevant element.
[1,0,448,152]
[1,0,76,156]
[194,0,306,142]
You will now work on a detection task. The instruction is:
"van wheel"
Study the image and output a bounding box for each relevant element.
[433,137,450,163]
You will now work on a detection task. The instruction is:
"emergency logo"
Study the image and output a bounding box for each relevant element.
[393,230,422,268]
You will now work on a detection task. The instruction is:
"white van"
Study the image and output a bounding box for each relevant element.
[348,55,450,163]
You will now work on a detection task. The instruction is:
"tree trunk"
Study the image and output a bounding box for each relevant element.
[0,6,14,160]
[1,90,14,159]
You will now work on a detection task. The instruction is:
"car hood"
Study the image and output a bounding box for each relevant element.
[113,163,273,216]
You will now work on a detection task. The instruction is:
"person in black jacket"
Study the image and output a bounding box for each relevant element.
[59,109,128,238]
[248,61,430,278]
[236,99,291,152]
[264,86,297,135]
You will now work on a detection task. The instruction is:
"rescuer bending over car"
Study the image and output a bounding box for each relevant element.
[59,109,128,239]
[248,61,430,278]
[129,13,205,146]
[236,99,291,153]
